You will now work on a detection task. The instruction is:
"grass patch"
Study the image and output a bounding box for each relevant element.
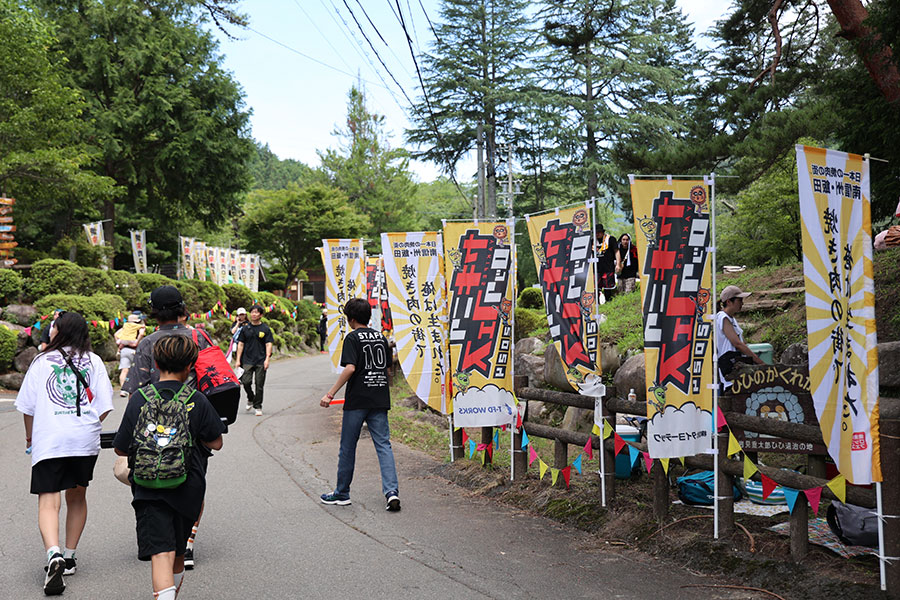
[597,289,644,353]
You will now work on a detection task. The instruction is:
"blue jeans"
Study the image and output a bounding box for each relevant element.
[334,409,398,499]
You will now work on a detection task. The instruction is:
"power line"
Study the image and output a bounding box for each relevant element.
[290,0,355,74]
[350,0,413,78]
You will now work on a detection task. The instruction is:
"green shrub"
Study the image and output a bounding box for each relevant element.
[514,307,547,341]
[295,299,321,321]
[0,269,22,304]
[518,286,544,309]
[107,270,142,308]
[171,281,202,314]
[188,280,227,312]
[50,235,114,268]
[281,331,299,349]
[597,290,644,354]
[272,332,284,349]
[222,284,253,312]
[262,317,284,334]
[0,325,16,369]
[35,293,127,321]
[134,272,177,293]
[78,267,115,296]
[254,291,278,308]
[24,259,83,298]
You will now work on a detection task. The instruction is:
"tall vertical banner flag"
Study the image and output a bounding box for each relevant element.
[321,240,366,373]
[629,178,714,459]
[796,145,880,484]
[239,253,249,288]
[130,230,147,274]
[248,254,259,292]
[179,237,195,279]
[526,204,604,395]
[83,222,105,247]
[365,256,383,333]
[229,249,238,284]
[0,197,17,268]
[206,246,218,284]
[381,232,450,414]
[193,241,207,281]
[443,221,516,427]
[217,248,229,286]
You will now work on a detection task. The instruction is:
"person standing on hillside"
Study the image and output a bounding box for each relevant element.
[595,223,620,299]
[716,285,765,392]
[234,305,273,417]
[616,233,639,294]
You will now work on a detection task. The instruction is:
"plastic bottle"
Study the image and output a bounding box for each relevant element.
[628,388,637,402]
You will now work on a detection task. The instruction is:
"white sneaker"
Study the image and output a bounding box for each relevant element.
[245,404,253,412]
[44,553,66,595]
[119,390,128,397]
[255,409,263,416]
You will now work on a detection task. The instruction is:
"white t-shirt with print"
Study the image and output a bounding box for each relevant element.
[15,348,114,466]
[715,311,745,390]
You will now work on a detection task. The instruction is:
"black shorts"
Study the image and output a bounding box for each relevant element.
[134,500,193,561]
[30,455,98,495]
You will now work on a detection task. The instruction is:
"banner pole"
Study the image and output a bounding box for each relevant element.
[448,415,455,463]
[590,198,607,507]
[510,218,518,482]
[710,173,720,541]
[877,481,888,590]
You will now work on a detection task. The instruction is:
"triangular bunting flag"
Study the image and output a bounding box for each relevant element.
[529,445,538,466]
[660,458,670,474]
[584,437,593,460]
[24,327,31,336]
[603,421,614,439]
[743,455,758,481]
[561,466,571,488]
[783,488,801,514]
[573,454,583,475]
[521,431,530,449]
[614,433,626,456]
[34,321,42,330]
[628,445,640,468]
[826,474,847,504]
[761,473,777,500]
[539,459,548,480]
[805,487,822,516]
[679,456,686,466]
[551,468,559,486]
[481,449,487,465]
[476,443,487,451]
[717,405,727,430]
[493,429,499,448]
[642,452,653,474]
[592,423,602,436]
[461,430,469,445]
[516,413,523,429]
[468,440,476,459]
[487,443,493,460]
[727,431,742,457]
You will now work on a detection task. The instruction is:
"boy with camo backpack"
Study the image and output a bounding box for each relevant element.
[114,335,224,600]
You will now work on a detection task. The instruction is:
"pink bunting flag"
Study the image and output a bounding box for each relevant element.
[643,452,653,474]
[561,466,571,488]
[24,326,31,336]
[475,443,487,452]
[584,437,593,460]
[805,487,823,516]
[528,445,538,466]
[761,473,777,500]
[109,320,114,329]
[717,405,727,430]
[614,433,626,456]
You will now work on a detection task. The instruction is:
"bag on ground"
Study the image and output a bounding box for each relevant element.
[827,501,879,547]
[131,384,194,489]
[677,470,742,505]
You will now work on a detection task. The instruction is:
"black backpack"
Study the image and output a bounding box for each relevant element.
[826,501,879,548]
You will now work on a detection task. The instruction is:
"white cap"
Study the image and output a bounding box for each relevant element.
[236,307,247,315]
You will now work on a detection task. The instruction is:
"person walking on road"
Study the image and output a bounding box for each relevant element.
[16,312,114,596]
[320,298,400,512]
[225,307,248,363]
[234,304,273,417]
[115,312,146,397]
[317,309,328,353]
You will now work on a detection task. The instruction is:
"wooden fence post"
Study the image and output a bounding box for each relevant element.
[652,460,668,523]
[789,493,809,561]
[512,375,528,480]
[882,413,900,598]
[554,439,568,488]
[481,426,493,467]
[451,425,464,461]
[716,396,735,540]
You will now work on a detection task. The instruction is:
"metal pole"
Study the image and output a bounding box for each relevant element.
[477,124,485,220]
[710,173,720,540]
[507,144,515,218]
[591,197,607,507]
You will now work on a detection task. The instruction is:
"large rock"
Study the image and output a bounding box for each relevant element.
[600,343,621,376]
[780,343,808,367]
[561,406,593,433]
[2,304,38,327]
[515,336,543,357]
[614,353,646,401]
[0,372,24,390]
[880,341,900,389]
[14,346,37,373]
[1,320,31,351]
[543,344,576,392]
[515,354,545,388]
[94,337,119,362]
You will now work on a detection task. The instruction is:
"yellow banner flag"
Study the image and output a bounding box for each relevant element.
[629,178,715,459]
[381,232,450,414]
[443,221,516,427]
[797,145,880,484]
[525,204,603,395]
[743,455,759,481]
[321,239,366,374]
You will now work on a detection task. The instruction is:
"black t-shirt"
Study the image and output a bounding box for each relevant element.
[340,327,391,411]
[112,380,226,520]
[619,242,638,279]
[596,234,618,274]
[237,322,274,366]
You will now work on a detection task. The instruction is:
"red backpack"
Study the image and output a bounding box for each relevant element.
[191,328,240,424]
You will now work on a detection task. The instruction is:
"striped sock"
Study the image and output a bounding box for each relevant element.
[186,524,198,549]
[153,586,176,600]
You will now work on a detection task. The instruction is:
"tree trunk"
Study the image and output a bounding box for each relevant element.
[103,199,115,268]
[826,0,900,103]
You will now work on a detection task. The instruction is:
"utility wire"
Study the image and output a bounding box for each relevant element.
[290,0,355,74]
[350,0,413,78]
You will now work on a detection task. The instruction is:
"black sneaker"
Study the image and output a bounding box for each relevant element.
[184,548,194,570]
[63,557,76,576]
[43,553,66,595]
[320,492,351,506]
[386,494,401,512]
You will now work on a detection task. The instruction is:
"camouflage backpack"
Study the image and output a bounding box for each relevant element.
[131,384,194,489]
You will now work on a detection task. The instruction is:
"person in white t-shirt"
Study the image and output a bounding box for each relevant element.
[15,311,114,596]
[716,285,764,392]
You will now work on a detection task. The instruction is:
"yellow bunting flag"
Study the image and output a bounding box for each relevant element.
[727,431,742,457]
[539,459,549,480]
[551,468,559,486]
[679,456,686,466]
[660,458,670,474]
[743,455,759,481]
[827,474,847,504]
[602,421,613,439]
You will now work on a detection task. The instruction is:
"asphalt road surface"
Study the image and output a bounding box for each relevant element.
[0,354,744,599]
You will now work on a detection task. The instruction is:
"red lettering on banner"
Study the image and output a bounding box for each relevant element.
[851,432,868,451]
[658,342,691,386]
[461,340,493,372]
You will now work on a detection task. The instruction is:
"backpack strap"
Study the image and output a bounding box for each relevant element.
[59,348,93,417]
[191,327,214,349]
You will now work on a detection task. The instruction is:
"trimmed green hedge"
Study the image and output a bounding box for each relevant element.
[222,284,253,312]
[0,326,16,369]
[518,286,544,309]
[108,270,142,308]
[78,267,115,296]
[134,273,177,293]
[35,293,127,322]
[0,269,22,304]
[24,259,83,298]
[188,280,227,312]
[514,307,547,341]
[172,281,202,314]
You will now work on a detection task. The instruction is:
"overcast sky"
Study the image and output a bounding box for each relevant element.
[214,1,730,183]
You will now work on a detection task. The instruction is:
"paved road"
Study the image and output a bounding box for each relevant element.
[0,354,741,599]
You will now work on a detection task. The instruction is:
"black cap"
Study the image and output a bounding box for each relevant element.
[149,285,184,310]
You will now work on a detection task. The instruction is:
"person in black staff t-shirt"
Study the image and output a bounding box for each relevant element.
[319,298,400,512]
[234,305,273,416]
[594,222,620,299]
